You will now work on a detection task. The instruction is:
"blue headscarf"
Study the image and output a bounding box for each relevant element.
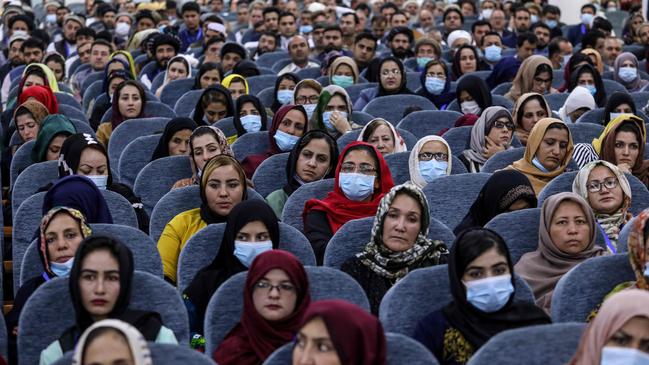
[43,175,113,224]
[416,61,456,110]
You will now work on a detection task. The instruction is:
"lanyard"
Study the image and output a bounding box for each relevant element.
[598,223,617,254]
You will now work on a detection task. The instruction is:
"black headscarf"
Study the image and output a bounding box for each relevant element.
[232,59,260,78]
[198,155,248,225]
[183,200,280,333]
[60,236,163,351]
[603,91,636,126]
[377,56,413,97]
[192,85,234,126]
[283,130,338,196]
[58,133,116,186]
[365,58,383,83]
[453,170,537,235]
[42,175,113,224]
[233,95,268,137]
[441,228,550,348]
[452,45,484,80]
[151,117,198,161]
[270,72,301,113]
[193,62,223,90]
[416,60,456,110]
[456,74,492,114]
[569,63,607,108]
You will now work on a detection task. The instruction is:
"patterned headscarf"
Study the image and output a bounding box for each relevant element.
[72,319,153,365]
[39,207,92,276]
[626,209,649,290]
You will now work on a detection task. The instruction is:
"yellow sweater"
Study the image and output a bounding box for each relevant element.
[157,208,207,283]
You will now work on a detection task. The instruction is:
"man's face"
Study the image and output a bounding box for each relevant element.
[391,14,408,28]
[10,20,29,35]
[183,10,200,30]
[250,9,263,26]
[23,47,43,64]
[155,44,176,68]
[263,11,279,32]
[285,1,297,16]
[353,37,376,65]
[490,10,505,30]
[390,33,410,56]
[137,17,155,31]
[64,20,81,43]
[517,40,535,61]
[76,35,94,46]
[514,10,530,32]
[416,44,435,58]
[236,6,248,25]
[323,30,342,50]
[222,52,241,72]
[259,34,277,52]
[372,20,386,39]
[340,14,356,36]
[56,9,69,25]
[102,11,116,28]
[356,10,366,31]
[90,44,111,70]
[279,15,297,37]
[544,12,559,24]
[381,7,395,22]
[288,37,309,64]
[604,38,622,65]
[559,41,573,57]
[210,0,223,12]
[78,43,92,63]
[473,24,490,47]
[204,41,222,63]
[481,34,502,49]
[444,11,461,31]
[534,27,550,48]
[8,40,24,65]
[419,9,433,29]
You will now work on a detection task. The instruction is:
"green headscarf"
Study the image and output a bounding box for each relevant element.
[311,85,353,134]
[31,114,76,162]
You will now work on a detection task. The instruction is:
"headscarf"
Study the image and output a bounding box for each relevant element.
[594,114,649,186]
[568,290,649,365]
[485,56,521,89]
[312,85,353,134]
[20,63,60,93]
[357,118,407,154]
[160,55,191,90]
[102,58,132,93]
[603,92,636,126]
[462,106,514,169]
[213,251,311,365]
[58,133,116,187]
[111,80,146,130]
[505,55,555,102]
[18,85,58,114]
[38,207,92,278]
[187,126,233,183]
[111,50,138,79]
[13,100,49,132]
[42,175,114,224]
[271,73,300,113]
[512,93,552,146]
[558,53,593,92]
[613,52,649,92]
[297,300,387,365]
[221,74,249,94]
[151,117,197,161]
[192,62,222,90]
[408,136,452,188]
[283,130,338,196]
[31,114,76,163]
[624,209,649,290]
[455,75,492,116]
[192,85,234,126]
[558,86,597,123]
[572,160,632,253]
[356,182,448,280]
[103,70,133,97]
[328,56,359,84]
[442,228,550,348]
[451,44,482,80]
[72,319,153,365]
[233,95,268,137]
[454,170,537,235]
[515,192,607,312]
[417,60,455,109]
[568,64,606,108]
[377,56,412,97]
[44,52,67,81]
[199,155,248,225]
[232,60,260,78]
[303,142,395,234]
[580,48,604,74]
[183,200,281,333]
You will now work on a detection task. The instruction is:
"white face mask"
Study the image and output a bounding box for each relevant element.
[600,347,649,365]
[464,274,514,313]
[115,21,131,37]
[461,100,481,115]
[50,258,74,277]
[85,175,108,190]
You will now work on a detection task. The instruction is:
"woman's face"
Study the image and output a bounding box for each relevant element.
[204,164,245,216]
[228,80,247,100]
[24,74,45,88]
[239,101,260,118]
[107,62,125,75]
[167,60,188,82]
[459,48,477,74]
[426,64,446,80]
[45,212,83,264]
[535,127,569,171]
[235,220,270,242]
[46,135,68,161]
[461,247,510,283]
[586,165,624,215]
[293,317,341,365]
[486,116,513,145]
[532,71,552,94]
[83,330,135,365]
[16,113,39,142]
[295,86,319,105]
[278,109,306,137]
[549,200,591,255]
[78,148,108,176]
[577,72,595,87]
[620,59,637,69]
[252,268,298,322]
[614,130,640,168]
[79,249,121,321]
[168,129,192,156]
[342,149,380,191]
[324,94,347,114]
[46,60,64,81]
[520,98,548,132]
[459,90,473,103]
[604,316,649,354]
[296,138,331,183]
[380,60,402,91]
[382,193,422,252]
[117,85,143,119]
[613,103,633,114]
[278,78,297,91]
[204,101,228,123]
[200,69,221,88]
[367,123,395,155]
[334,64,353,77]
[108,77,125,98]
[192,134,222,170]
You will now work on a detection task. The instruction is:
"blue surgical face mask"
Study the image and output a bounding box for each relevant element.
[86,175,108,190]
[322,111,348,132]
[233,240,273,267]
[417,57,432,69]
[530,14,539,24]
[332,75,354,88]
[546,19,558,29]
[419,160,448,182]
[581,13,594,26]
[240,114,262,133]
[532,156,551,172]
[425,77,445,95]
[299,25,313,34]
[50,258,74,277]
[303,103,317,119]
[600,346,649,365]
[339,172,375,201]
[464,274,514,313]
[46,13,57,24]
[484,45,502,63]
[277,89,294,105]
[618,66,638,83]
[644,263,649,278]
[274,130,299,151]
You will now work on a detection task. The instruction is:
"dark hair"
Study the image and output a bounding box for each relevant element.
[471,20,491,34]
[516,32,537,48]
[535,63,553,78]
[546,122,569,133]
[181,1,200,14]
[279,11,296,22]
[443,7,463,23]
[593,17,613,33]
[114,80,146,115]
[542,4,561,16]
[380,2,399,12]
[548,36,569,58]
[342,11,359,24]
[76,27,97,39]
[513,5,530,17]
[44,53,66,79]
[343,143,381,179]
[581,3,597,13]
[371,14,387,25]
[481,31,502,46]
[205,35,225,49]
[453,228,510,277]
[581,29,605,49]
[361,119,393,142]
[22,37,45,51]
[31,29,51,45]
[324,24,342,35]
[354,31,377,45]
[516,95,547,123]
[616,121,641,144]
[91,39,114,53]
[531,22,550,33]
[194,62,223,89]
[9,14,34,31]
[200,88,230,111]
[262,6,281,17]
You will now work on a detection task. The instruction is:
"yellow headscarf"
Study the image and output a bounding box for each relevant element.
[591,113,646,154]
[22,63,59,92]
[110,50,138,79]
[221,74,249,94]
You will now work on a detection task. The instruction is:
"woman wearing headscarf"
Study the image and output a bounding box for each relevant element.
[515,192,608,313]
[357,118,407,155]
[13,100,48,146]
[414,228,550,365]
[270,73,300,114]
[96,80,147,147]
[613,52,649,92]
[504,55,557,103]
[42,175,114,224]
[293,79,322,120]
[512,93,552,146]
[151,118,198,161]
[231,95,268,144]
[193,62,223,90]
[313,85,358,139]
[610,209,649,293]
[580,48,604,74]
[341,182,449,314]
[569,290,649,365]
[451,44,485,81]
[183,200,280,336]
[266,130,338,218]
[192,85,234,126]
[71,319,153,365]
[328,56,359,88]
[354,56,413,110]
[292,300,387,365]
[213,250,311,364]
[455,74,492,116]
[111,50,138,79]
[569,64,607,108]
[8,63,60,110]
[172,126,233,189]
[454,170,537,235]
[603,91,636,126]
[303,142,395,264]
[417,60,456,110]
[409,136,453,188]
[505,118,574,195]
[44,52,66,83]
[558,86,597,124]
[39,236,177,364]
[572,160,633,254]
[18,84,58,114]
[558,53,594,92]
[459,106,515,173]
[89,70,133,130]
[31,114,76,163]
[159,155,247,283]
[155,55,191,98]
[221,73,249,101]
[241,104,308,178]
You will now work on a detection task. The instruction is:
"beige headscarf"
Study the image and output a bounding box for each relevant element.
[580,48,604,74]
[511,93,552,146]
[409,136,452,188]
[514,192,607,313]
[357,118,407,155]
[328,56,360,84]
[72,319,153,365]
[505,55,556,102]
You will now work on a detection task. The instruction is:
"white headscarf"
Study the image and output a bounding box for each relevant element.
[357,118,407,154]
[72,319,153,365]
[409,135,452,188]
[557,86,596,123]
[446,30,472,49]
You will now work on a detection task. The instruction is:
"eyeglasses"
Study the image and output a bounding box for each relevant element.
[586,178,619,193]
[296,95,319,104]
[253,281,296,294]
[381,69,401,77]
[493,121,515,131]
[418,152,448,161]
[533,76,552,85]
[340,162,377,175]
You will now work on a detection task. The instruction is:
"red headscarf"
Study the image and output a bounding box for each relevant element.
[298,300,387,365]
[213,250,311,365]
[303,141,395,234]
[18,85,58,114]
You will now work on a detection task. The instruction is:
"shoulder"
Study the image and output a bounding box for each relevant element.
[169,208,203,225]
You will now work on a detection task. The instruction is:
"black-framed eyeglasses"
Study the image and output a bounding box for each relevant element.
[493,121,515,131]
[254,281,296,294]
[296,95,319,104]
[418,152,448,161]
[586,178,619,193]
[340,162,377,175]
